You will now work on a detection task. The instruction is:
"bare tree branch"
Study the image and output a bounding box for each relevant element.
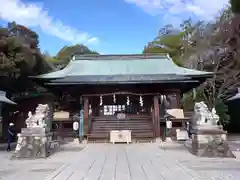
[183,9,240,107]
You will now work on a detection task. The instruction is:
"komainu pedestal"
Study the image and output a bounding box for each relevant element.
[13,104,54,159]
[189,127,235,158]
[14,128,53,158]
[186,102,235,158]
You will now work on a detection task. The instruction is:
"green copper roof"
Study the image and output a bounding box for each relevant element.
[34,54,212,79]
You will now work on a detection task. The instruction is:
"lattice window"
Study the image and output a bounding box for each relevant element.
[103,105,126,115]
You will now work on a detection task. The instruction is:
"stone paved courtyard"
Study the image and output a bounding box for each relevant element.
[0,142,240,180]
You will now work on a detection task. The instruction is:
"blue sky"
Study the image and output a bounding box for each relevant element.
[0,0,229,56]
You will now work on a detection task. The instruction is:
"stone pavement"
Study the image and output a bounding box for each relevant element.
[0,142,240,180]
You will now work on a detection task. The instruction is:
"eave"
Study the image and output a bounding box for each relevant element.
[45,79,199,85]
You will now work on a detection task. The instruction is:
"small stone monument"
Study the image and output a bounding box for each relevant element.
[186,101,235,158]
[13,104,53,158]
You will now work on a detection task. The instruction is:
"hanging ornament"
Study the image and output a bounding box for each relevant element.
[89,104,92,115]
[126,96,130,106]
[160,95,163,103]
[113,94,116,104]
[139,96,143,107]
[100,95,103,106]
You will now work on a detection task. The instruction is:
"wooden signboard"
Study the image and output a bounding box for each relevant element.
[166,109,184,119]
[53,111,70,121]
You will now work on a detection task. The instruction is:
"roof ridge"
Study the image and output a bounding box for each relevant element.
[72,53,170,61]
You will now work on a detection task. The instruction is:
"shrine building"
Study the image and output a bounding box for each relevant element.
[32,54,212,142]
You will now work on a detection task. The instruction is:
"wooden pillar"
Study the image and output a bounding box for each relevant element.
[152,106,155,136]
[83,97,89,136]
[176,91,181,108]
[59,122,63,139]
[92,96,99,116]
[47,102,53,131]
[153,96,160,138]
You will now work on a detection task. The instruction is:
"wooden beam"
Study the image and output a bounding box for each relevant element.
[45,83,196,95]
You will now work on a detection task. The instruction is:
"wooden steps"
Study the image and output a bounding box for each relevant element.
[88,116,154,142]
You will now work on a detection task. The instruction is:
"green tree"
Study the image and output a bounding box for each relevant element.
[0,22,54,93]
[215,99,230,126]
[0,22,53,77]
[56,44,99,63]
[143,20,201,66]
[230,0,240,14]
[143,24,185,66]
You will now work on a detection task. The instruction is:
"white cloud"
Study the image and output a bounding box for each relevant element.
[0,0,99,45]
[124,0,229,25]
[87,37,99,44]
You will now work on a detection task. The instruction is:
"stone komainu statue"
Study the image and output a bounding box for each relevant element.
[191,101,219,128]
[25,104,50,129]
